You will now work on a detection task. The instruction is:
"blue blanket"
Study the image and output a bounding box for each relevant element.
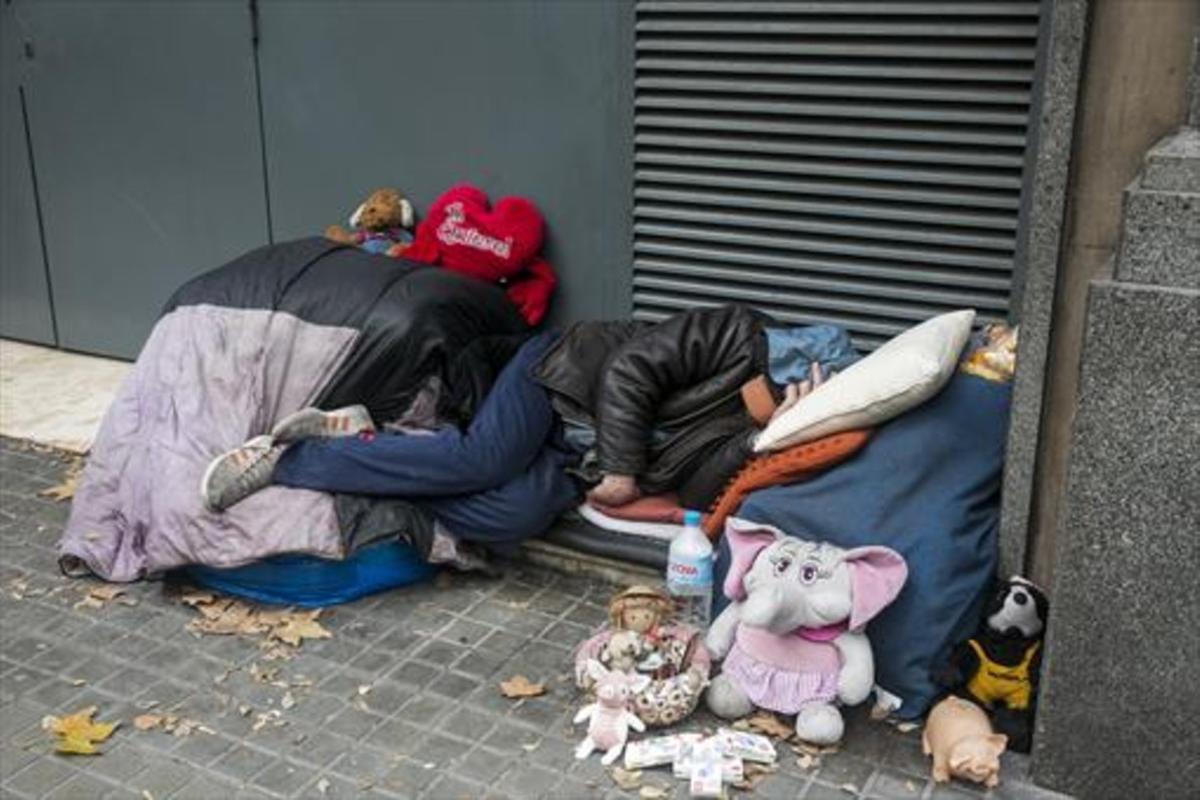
[717,370,1011,718]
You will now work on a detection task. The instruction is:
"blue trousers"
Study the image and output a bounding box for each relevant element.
[273,333,579,545]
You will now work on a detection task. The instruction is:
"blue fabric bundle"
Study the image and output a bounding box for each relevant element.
[183,540,437,608]
[715,370,1012,718]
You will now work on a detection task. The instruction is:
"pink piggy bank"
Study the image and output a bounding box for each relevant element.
[922,696,1008,788]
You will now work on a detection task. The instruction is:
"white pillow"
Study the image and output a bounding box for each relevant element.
[753,309,976,452]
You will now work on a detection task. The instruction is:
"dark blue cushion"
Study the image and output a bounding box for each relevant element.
[182,540,437,608]
[717,371,1011,718]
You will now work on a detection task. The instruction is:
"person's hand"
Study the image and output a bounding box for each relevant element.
[768,362,826,424]
[587,473,642,507]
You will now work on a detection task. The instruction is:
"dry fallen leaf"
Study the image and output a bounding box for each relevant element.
[498,675,546,699]
[40,461,82,502]
[745,711,794,740]
[639,785,669,799]
[42,706,119,755]
[271,610,332,647]
[733,761,778,791]
[133,714,162,731]
[610,766,642,791]
[180,589,216,607]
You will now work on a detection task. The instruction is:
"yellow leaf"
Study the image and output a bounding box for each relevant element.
[498,675,545,699]
[44,707,118,755]
[56,735,98,755]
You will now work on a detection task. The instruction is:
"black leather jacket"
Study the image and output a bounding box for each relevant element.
[534,305,771,499]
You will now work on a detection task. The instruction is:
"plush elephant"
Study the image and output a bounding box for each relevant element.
[704,518,907,744]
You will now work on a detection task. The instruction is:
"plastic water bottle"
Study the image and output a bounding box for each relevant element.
[667,510,714,630]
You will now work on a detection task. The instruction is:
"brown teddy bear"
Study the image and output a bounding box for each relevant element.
[324,188,415,255]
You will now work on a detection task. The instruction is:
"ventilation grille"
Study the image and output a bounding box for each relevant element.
[632,0,1042,348]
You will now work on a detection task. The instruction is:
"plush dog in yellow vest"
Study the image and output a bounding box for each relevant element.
[936,576,1048,753]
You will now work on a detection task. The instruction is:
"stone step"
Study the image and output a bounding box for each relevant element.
[1139,127,1200,193]
[1114,178,1200,289]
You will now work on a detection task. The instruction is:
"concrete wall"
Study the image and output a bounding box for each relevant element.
[1025,0,1198,585]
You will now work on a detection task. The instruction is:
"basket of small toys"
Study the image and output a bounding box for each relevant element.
[574,586,712,727]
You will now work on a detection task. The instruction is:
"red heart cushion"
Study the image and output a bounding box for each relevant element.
[413,184,543,282]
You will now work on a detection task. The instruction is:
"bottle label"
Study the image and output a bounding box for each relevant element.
[667,555,713,589]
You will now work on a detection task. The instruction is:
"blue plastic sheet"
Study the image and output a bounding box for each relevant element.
[183,540,437,608]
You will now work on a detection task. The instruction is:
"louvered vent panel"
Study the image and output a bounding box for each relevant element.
[633,0,1042,348]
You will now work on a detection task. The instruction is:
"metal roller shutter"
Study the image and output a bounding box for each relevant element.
[633,0,1042,348]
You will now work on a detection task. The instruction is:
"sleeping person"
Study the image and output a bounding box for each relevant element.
[200,305,858,537]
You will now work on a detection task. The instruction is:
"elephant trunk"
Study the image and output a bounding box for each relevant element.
[739,585,788,631]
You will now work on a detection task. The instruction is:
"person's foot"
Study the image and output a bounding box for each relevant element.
[200,435,286,512]
[270,405,375,443]
[587,473,642,507]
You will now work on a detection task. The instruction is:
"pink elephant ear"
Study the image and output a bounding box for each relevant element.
[842,546,908,630]
[722,517,784,601]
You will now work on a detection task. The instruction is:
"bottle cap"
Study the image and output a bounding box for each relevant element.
[683,510,702,527]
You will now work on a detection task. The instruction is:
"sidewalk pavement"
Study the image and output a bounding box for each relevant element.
[0,437,1068,800]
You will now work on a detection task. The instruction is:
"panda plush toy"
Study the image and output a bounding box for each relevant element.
[937,576,1048,753]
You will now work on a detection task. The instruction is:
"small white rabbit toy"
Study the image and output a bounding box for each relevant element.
[573,659,651,764]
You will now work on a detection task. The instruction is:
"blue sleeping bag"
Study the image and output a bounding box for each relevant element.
[716,370,1011,718]
[183,540,437,608]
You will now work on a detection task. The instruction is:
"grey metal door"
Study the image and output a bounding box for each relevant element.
[15,0,269,358]
[255,0,635,325]
[1,5,55,346]
[632,0,1043,348]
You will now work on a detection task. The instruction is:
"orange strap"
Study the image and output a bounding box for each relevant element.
[703,428,873,539]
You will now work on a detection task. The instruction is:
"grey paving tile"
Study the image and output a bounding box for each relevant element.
[172,773,241,800]
[5,757,77,797]
[394,693,450,727]
[83,743,152,783]
[421,772,485,800]
[127,756,197,798]
[329,747,398,784]
[426,672,480,701]
[493,763,562,799]
[380,757,440,795]
[386,661,438,690]
[43,771,115,800]
[211,743,275,782]
[408,733,470,769]
[172,730,237,767]
[325,706,385,741]
[452,747,509,784]
[814,753,880,791]
[437,708,498,742]
[250,758,318,797]
[866,767,926,798]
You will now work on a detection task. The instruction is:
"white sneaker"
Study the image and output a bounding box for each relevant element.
[200,435,285,512]
[269,405,375,443]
